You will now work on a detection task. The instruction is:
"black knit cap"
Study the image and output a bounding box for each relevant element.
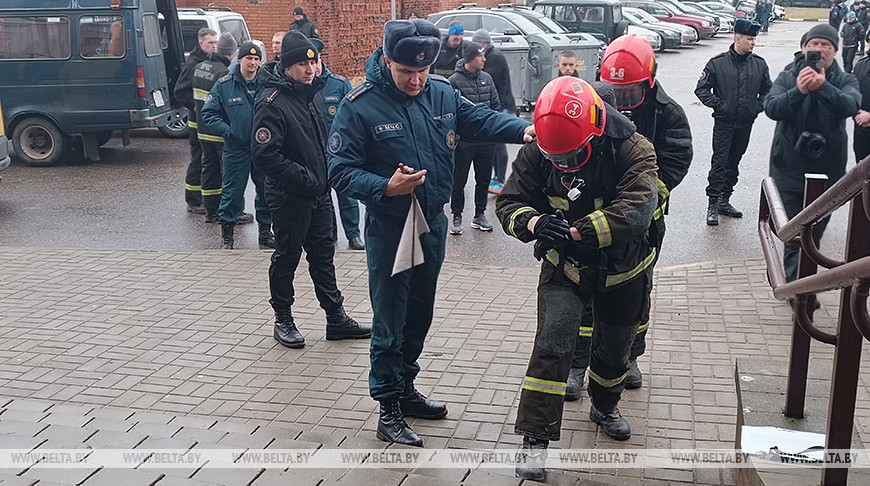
[383,19,441,67]
[463,42,485,63]
[293,7,304,15]
[237,41,262,60]
[800,24,839,51]
[280,31,318,68]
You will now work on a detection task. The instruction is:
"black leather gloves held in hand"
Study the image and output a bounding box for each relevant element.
[533,210,572,246]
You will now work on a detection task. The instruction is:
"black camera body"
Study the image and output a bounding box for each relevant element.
[795,131,827,159]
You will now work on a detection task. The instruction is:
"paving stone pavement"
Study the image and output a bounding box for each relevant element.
[1,248,870,485]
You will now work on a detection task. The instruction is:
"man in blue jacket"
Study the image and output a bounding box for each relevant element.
[201,42,274,250]
[328,19,534,447]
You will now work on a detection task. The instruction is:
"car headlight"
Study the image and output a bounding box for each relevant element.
[702,20,711,27]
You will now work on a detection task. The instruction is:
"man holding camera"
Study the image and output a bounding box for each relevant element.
[764,24,860,283]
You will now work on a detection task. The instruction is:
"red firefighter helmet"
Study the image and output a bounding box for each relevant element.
[534,77,606,171]
[600,34,656,110]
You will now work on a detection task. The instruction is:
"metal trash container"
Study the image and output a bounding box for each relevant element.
[525,32,601,108]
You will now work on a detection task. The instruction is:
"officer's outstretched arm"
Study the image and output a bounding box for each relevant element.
[454,89,529,144]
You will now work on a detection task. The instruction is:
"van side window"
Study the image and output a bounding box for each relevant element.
[0,16,70,60]
[142,14,162,57]
[554,6,578,24]
[80,16,124,58]
[584,7,605,23]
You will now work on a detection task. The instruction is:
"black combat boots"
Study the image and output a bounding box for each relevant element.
[258,224,276,249]
[706,196,719,226]
[590,405,631,441]
[516,435,549,481]
[273,308,304,348]
[325,307,371,340]
[376,399,423,447]
[399,385,448,419]
[220,223,234,250]
[717,195,743,218]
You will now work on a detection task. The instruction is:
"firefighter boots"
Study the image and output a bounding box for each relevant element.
[376,399,423,447]
[590,405,631,441]
[706,196,719,226]
[325,307,371,340]
[515,436,548,481]
[399,385,448,419]
[273,308,304,348]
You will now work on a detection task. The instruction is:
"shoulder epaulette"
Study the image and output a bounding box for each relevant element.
[711,52,727,61]
[264,88,280,103]
[429,74,450,84]
[217,74,232,83]
[346,82,372,102]
[332,73,349,82]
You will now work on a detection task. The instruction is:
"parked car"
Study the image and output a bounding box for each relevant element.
[682,2,736,32]
[622,7,689,49]
[624,7,699,45]
[621,0,717,39]
[532,0,629,44]
[741,0,785,20]
[697,1,748,18]
[774,0,828,8]
[657,0,723,33]
[429,5,602,109]
[164,6,267,139]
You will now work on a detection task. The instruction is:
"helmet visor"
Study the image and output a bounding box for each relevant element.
[540,142,592,172]
[611,82,646,110]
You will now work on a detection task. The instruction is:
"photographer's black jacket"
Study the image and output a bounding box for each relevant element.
[764,52,860,194]
[695,45,772,125]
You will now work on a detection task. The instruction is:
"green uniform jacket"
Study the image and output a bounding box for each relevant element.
[327,47,530,221]
[496,108,659,290]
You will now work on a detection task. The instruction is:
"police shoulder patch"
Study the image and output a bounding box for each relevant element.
[255,127,272,144]
[346,82,372,102]
[205,94,214,105]
[328,132,342,154]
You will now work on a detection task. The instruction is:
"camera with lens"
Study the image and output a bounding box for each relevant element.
[795,131,826,159]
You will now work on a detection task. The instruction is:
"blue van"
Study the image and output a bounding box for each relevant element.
[0,0,186,166]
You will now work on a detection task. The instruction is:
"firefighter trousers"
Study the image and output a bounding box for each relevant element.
[200,141,223,215]
[185,127,203,206]
[515,271,648,441]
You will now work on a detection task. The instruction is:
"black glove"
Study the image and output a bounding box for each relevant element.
[533,239,549,261]
[533,210,571,247]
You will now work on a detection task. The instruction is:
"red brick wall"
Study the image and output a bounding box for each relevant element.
[176,0,514,80]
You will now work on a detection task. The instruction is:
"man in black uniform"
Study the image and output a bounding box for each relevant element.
[175,28,217,214]
[566,34,692,399]
[289,7,320,39]
[695,19,771,226]
[252,31,370,349]
[496,77,658,481]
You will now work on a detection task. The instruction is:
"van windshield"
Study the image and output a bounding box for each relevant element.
[219,18,250,45]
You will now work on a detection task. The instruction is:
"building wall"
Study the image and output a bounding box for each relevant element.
[176,0,511,81]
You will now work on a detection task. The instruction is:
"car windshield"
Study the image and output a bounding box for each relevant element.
[659,1,690,14]
[625,7,661,23]
[622,9,646,24]
[526,13,568,33]
[495,13,548,34]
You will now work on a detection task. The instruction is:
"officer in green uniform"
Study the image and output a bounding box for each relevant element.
[327,19,534,447]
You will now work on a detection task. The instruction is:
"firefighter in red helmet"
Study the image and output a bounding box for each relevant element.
[565,34,693,401]
[495,77,659,481]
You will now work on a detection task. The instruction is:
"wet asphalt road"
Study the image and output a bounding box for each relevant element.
[0,21,853,269]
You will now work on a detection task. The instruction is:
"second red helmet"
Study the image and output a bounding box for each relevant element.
[600,34,657,88]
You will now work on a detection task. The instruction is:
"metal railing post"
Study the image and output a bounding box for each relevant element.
[784,175,828,418]
[822,195,870,486]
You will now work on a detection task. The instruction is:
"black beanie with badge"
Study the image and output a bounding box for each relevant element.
[280,31,318,68]
[463,42,485,63]
[237,41,262,60]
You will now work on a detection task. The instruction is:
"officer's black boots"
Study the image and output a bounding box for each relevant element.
[717,195,744,218]
[273,308,305,348]
[516,436,549,481]
[565,367,586,402]
[325,307,372,340]
[589,405,631,441]
[348,236,365,251]
[376,399,423,447]
[399,385,448,419]
[258,224,276,249]
[220,223,234,250]
[706,196,719,226]
[625,359,643,389]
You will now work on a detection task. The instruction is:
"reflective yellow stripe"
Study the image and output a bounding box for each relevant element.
[653,206,663,221]
[588,369,628,388]
[605,248,656,288]
[507,206,535,238]
[547,195,569,212]
[544,249,580,284]
[193,88,210,101]
[201,188,222,196]
[656,178,670,199]
[522,376,566,395]
[589,210,612,248]
[637,319,650,334]
[579,326,593,338]
[188,120,198,129]
[185,184,201,191]
[197,133,224,143]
